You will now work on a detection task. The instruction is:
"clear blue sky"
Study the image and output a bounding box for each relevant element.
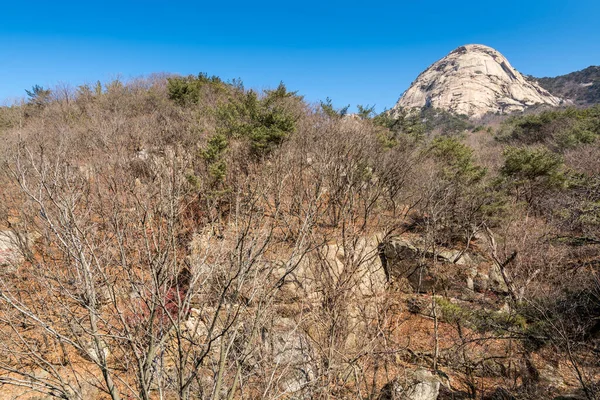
[1,0,599,111]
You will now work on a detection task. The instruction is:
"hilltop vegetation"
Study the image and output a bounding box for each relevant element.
[497,105,600,150]
[0,75,599,400]
[533,66,600,105]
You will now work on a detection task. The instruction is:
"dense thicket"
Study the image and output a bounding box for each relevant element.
[0,76,598,399]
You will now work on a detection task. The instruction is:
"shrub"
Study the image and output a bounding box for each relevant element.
[320,97,349,118]
[216,83,301,156]
[430,136,487,184]
[167,72,230,105]
[201,133,229,183]
[497,106,600,151]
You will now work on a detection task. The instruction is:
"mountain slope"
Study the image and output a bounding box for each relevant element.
[393,44,564,118]
[533,66,600,106]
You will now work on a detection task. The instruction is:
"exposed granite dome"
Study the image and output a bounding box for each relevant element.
[392,44,564,118]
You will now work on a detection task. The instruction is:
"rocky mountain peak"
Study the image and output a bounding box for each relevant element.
[392,44,564,118]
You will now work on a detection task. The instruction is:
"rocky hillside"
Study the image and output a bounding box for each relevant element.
[393,44,564,118]
[0,74,599,400]
[533,66,600,106]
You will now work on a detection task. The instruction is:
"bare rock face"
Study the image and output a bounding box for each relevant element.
[379,238,474,293]
[393,44,564,118]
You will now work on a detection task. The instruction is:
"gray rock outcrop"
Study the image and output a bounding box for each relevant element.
[392,44,564,118]
[379,237,510,294]
[275,234,388,301]
[379,238,472,292]
[378,369,441,400]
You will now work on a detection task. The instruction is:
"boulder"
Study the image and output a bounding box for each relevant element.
[379,369,441,400]
[263,317,314,396]
[472,272,490,292]
[379,237,511,295]
[437,385,470,399]
[379,238,473,293]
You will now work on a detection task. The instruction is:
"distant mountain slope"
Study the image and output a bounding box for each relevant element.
[393,44,564,118]
[532,66,600,106]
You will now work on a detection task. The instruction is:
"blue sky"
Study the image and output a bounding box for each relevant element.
[1,0,599,111]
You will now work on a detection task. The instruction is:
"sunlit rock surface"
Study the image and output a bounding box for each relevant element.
[393,44,564,118]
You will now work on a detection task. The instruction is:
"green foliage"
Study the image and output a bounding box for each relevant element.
[185,173,199,188]
[556,174,600,238]
[501,147,566,187]
[25,85,51,108]
[356,104,376,120]
[265,81,301,101]
[399,114,426,140]
[436,297,473,326]
[373,106,472,146]
[373,109,425,144]
[376,130,400,149]
[497,106,600,151]
[320,97,349,119]
[436,297,528,334]
[201,133,228,163]
[75,81,104,105]
[500,146,569,208]
[167,73,230,105]
[519,288,600,350]
[475,309,528,333]
[430,137,487,184]
[216,82,300,156]
[167,76,199,105]
[422,137,505,244]
[207,160,227,184]
[166,75,301,182]
[554,117,598,149]
[533,66,600,106]
[419,107,473,134]
[201,133,228,183]
[372,109,396,129]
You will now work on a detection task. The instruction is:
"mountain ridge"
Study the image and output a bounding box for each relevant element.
[531,65,600,106]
